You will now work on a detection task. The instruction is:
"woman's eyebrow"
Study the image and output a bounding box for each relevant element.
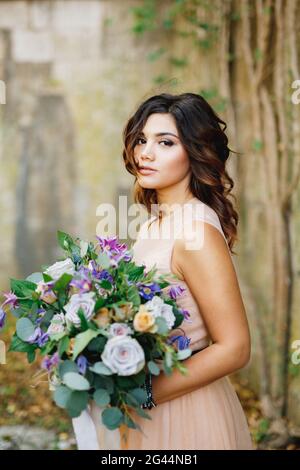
[140,131,179,139]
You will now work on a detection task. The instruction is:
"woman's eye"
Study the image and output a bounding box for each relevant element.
[136,138,173,147]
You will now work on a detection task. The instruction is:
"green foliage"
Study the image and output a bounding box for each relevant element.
[93,389,111,407]
[89,361,113,376]
[63,372,90,391]
[253,418,270,443]
[10,279,37,298]
[16,318,35,342]
[72,329,100,360]
[102,407,124,430]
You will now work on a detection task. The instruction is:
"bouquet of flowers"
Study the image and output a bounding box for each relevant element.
[0,230,192,432]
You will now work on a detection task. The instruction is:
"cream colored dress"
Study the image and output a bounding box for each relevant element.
[72,197,253,450]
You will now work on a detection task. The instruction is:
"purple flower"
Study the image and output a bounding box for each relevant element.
[27,327,49,347]
[96,236,132,264]
[138,282,161,300]
[0,308,6,330]
[76,355,88,375]
[168,285,186,300]
[70,277,93,293]
[167,334,191,350]
[1,291,18,309]
[181,308,192,323]
[41,352,59,371]
[86,261,103,280]
[35,309,46,325]
[99,270,114,283]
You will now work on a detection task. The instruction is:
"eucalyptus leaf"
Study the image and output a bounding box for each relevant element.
[59,360,78,379]
[101,407,123,430]
[54,385,73,408]
[155,317,169,335]
[16,318,35,342]
[63,372,90,391]
[89,361,113,376]
[147,360,161,376]
[93,389,110,407]
[176,348,192,361]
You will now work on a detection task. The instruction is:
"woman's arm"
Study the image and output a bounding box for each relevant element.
[152,221,251,405]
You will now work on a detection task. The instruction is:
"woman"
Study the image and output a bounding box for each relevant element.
[73,92,253,450]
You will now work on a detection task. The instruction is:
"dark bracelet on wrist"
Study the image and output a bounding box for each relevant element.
[141,372,157,410]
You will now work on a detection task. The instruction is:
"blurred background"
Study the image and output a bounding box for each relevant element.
[0,0,300,450]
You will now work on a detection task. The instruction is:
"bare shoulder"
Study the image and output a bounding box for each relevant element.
[173,220,232,281]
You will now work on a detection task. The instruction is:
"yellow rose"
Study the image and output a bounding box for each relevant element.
[94,307,111,328]
[111,302,134,322]
[66,337,75,356]
[133,305,157,333]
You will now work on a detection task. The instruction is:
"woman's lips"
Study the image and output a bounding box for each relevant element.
[138,168,157,175]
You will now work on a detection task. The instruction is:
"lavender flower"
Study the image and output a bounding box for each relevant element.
[138,282,161,300]
[0,308,6,330]
[76,355,88,375]
[1,291,18,309]
[181,308,192,323]
[41,352,59,371]
[168,285,186,300]
[27,327,49,347]
[168,334,191,350]
[35,309,46,325]
[96,236,132,264]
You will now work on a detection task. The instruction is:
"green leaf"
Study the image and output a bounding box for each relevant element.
[77,308,90,331]
[99,279,112,290]
[101,407,123,430]
[10,278,37,297]
[63,372,90,391]
[148,360,161,376]
[27,349,36,363]
[16,318,35,342]
[57,230,74,252]
[54,385,73,408]
[127,286,141,307]
[66,391,89,415]
[53,273,73,291]
[93,389,111,407]
[155,317,169,335]
[87,336,106,353]
[165,350,173,368]
[177,348,192,360]
[97,253,111,269]
[89,361,113,376]
[58,360,78,379]
[94,298,106,311]
[39,309,55,328]
[58,336,70,357]
[72,329,100,360]
[123,413,139,429]
[26,272,43,284]
[9,334,35,353]
[129,388,147,405]
[134,406,152,419]
[42,273,53,282]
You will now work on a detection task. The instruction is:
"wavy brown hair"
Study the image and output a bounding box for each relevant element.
[122,92,239,255]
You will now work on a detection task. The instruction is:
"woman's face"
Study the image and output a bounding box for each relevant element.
[133,113,191,190]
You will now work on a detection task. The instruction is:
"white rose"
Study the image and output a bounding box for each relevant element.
[45,258,75,281]
[101,335,145,376]
[109,323,133,337]
[47,313,66,336]
[64,292,96,326]
[145,295,175,330]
